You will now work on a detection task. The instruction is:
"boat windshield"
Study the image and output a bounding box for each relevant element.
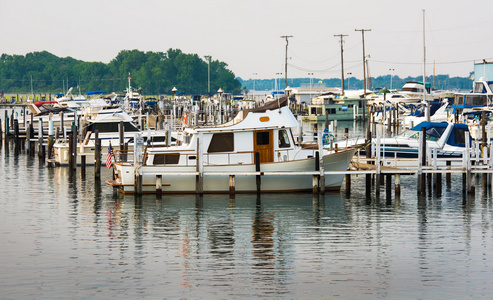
[399,126,446,141]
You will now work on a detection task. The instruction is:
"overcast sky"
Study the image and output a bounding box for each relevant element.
[1,0,492,82]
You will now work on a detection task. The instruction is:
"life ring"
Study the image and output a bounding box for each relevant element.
[183,113,188,125]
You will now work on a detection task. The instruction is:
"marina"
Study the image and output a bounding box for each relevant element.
[2,134,493,299]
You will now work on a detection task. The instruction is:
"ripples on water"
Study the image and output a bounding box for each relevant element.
[1,142,493,299]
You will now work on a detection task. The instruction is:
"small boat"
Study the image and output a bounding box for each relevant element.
[109,97,356,194]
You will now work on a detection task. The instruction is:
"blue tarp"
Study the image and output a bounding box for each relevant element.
[86,91,106,95]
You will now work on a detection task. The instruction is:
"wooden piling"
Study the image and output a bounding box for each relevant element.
[13,119,20,152]
[156,175,163,196]
[446,160,451,186]
[68,133,74,169]
[255,151,261,195]
[386,174,392,202]
[81,155,86,177]
[196,134,204,195]
[394,174,401,197]
[94,131,101,179]
[229,175,235,196]
[119,121,126,161]
[134,133,143,195]
[365,115,372,198]
[72,125,77,170]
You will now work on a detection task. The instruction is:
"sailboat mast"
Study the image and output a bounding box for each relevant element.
[423,9,430,121]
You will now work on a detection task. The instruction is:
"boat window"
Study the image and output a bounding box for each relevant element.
[207,132,234,153]
[474,82,484,93]
[453,95,464,105]
[399,130,420,139]
[153,153,180,165]
[402,87,422,93]
[465,95,488,106]
[87,122,139,133]
[256,131,270,145]
[453,129,466,146]
[278,130,291,148]
[326,108,336,114]
[426,127,446,140]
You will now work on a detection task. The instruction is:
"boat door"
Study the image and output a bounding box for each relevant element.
[254,130,274,163]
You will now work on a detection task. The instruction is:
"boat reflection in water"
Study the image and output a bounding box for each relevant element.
[2,124,493,299]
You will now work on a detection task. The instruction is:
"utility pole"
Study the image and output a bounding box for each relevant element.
[280,35,293,89]
[334,34,348,96]
[355,29,371,95]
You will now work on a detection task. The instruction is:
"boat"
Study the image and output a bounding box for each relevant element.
[50,107,173,165]
[302,93,367,122]
[109,97,357,194]
[329,121,471,161]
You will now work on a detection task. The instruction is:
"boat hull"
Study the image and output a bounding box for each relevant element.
[112,149,356,194]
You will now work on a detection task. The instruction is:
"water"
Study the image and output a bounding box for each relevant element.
[1,141,493,299]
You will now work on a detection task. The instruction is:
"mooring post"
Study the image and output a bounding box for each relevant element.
[47,116,54,159]
[38,118,44,159]
[81,155,86,178]
[229,175,236,196]
[94,131,101,179]
[255,151,261,195]
[465,132,474,194]
[386,174,392,203]
[395,174,401,198]
[318,128,325,194]
[365,112,372,198]
[13,119,20,153]
[313,151,320,194]
[119,121,125,161]
[417,127,426,196]
[196,133,204,195]
[68,133,74,169]
[72,124,77,170]
[446,160,451,186]
[375,130,382,197]
[134,133,144,195]
[0,117,3,143]
[156,175,162,197]
[481,111,488,189]
[28,122,34,155]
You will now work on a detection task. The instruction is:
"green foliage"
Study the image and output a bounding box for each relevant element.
[0,49,242,95]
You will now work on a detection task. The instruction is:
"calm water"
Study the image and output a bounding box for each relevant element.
[1,139,493,299]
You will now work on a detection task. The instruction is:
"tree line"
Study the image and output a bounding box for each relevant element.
[0,49,242,95]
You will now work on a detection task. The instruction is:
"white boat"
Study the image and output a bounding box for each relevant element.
[51,107,172,165]
[109,97,356,194]
[327,121,471,168]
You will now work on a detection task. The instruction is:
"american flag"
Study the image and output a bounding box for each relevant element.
[106,142,114,169]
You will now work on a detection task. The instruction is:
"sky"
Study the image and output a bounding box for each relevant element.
[1,0,493,82]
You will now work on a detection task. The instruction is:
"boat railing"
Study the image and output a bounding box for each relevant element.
[115,149,306,166]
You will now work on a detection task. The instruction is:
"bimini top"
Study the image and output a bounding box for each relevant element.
[410,121,468,131]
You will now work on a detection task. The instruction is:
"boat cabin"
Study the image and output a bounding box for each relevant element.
[144,97,313,166]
